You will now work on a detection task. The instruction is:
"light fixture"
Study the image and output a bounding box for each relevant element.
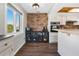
[69,8,79,12]
[32,3,39,9]
[58,7,79,13]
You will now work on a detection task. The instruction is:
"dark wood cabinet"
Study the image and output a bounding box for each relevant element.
[25,31,49,43]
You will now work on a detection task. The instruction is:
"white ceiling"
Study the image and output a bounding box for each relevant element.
[20,3,54,13]
[19,3,79,13]
[49,3,79,13]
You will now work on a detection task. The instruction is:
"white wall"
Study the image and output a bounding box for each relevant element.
[0,4,6,35]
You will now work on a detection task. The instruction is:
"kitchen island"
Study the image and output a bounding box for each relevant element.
[56,29,79,56]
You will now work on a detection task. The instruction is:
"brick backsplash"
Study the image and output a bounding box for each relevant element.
[60,25,79,29]
[27,13,48,31]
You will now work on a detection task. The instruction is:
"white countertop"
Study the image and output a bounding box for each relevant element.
[0,35,14,41]
[53,29,79,34]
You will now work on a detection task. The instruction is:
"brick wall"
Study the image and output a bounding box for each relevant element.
[27,13,48,31]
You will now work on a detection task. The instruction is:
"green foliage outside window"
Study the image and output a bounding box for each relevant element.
[7,24,14,33]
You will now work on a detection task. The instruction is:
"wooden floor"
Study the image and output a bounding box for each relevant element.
[15,43,60,56]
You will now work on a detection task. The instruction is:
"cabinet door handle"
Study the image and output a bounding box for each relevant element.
[11,48,13,51]
[4,43,7,46]
[67,33,70,36]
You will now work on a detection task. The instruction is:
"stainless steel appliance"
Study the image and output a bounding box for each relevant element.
[49,22,60,43]
[50,22,60,32]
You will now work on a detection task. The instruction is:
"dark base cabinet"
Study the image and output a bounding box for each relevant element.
[25,31,49,43]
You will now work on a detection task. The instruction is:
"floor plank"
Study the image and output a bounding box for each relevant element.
[15,43,60,56]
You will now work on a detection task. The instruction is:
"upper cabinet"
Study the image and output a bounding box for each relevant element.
[66,16,79,21]
[59,15,66,25]
[48,15,61,22]
[66,15,79,25]
[51,15,66,25]
[48,11,66,25]
[0,3,23,35]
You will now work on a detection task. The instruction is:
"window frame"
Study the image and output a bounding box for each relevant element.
[7,4,15,34]
[6,3,23,34]
[15,12,22,32]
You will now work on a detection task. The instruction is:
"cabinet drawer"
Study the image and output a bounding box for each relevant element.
[0,38,11,53]
[0,47,10,56]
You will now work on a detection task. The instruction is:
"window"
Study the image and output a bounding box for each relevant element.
[15,11,22,32]
[7,6,14,33]
[7,4,23,33]
[15,12,21,32]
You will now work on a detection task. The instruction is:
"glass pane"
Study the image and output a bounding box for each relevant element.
[16,13,20,32]
[7,8,14,33]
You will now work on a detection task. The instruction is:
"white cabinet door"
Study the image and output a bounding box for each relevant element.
[0,47,10,56]
[66,16,78,21]
[0,37,14,56]
[62,33,79,56]
[50,15,60,22]
[58,32,79,56]
[58,32,70,56]
[69,34,79,56]
[13,33,25,55]
[62,33,72,56]
[13,35,21,54]
[74,21,79,25]
[58,32,66,55]
[60,16,66,25]
[49,32,58,43]
[9,37,14,56]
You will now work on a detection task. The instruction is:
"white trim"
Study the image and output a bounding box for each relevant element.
[6,4,15,35]
[10,3,24,33]
[5,3,7,35]
[9,3,23,15]
[13,40,25,56]
[6,3,24,35]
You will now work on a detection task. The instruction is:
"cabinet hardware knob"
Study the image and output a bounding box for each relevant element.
[67,33,70,36]
[5,43,7,46]
[11,48,13,51]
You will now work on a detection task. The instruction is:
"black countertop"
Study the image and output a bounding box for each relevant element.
[0,35,14,41]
